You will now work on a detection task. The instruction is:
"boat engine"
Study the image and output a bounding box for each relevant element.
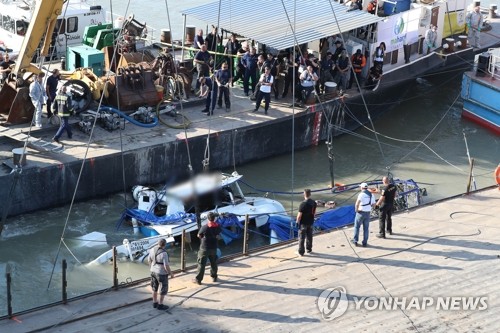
[131,106,155,124]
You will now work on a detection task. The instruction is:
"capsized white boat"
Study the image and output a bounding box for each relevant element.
[123,171,288,239]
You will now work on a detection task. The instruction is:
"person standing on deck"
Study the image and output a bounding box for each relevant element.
[296,189,317,256]
[242,48,258,96]
[423,24,438,55]
[224,34,241,83]
[349,49,366,90]
[193,29,204,50]
[29,72,47,128]
[51,86,73,143]
[45,69,60,118]
[148,238,174,311]
[375,176,397,238]
[253,66,274,115]
[373,42,386,71]
[466,6,483,48]
[214,62,231,112]
[194,212,222,284]
[352,183,376,247]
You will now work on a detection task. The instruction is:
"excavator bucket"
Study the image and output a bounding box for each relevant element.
[0,83,34,125]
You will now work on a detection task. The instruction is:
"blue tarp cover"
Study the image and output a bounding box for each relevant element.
[314,205,356,230]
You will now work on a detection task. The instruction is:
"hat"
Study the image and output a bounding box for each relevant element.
[356,49,362,53]
[335,40,342,45]
[360,183,368,189]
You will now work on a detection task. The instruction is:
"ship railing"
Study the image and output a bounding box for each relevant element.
[487,48,500,79]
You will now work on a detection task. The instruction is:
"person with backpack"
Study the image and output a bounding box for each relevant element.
[148,238,174,310]
[194,212,222,284]
[352,183,376,247]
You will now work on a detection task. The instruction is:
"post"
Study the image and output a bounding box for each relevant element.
[62,259,67,304]
[466,158,475,194]
[242,214,249,255]
[6,272,12,318]
[181,229,186,272]
[181,14,187,61]
[112,246,118,290]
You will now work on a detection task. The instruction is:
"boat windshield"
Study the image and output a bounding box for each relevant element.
[1,15,15,34]
[15,20,28,36]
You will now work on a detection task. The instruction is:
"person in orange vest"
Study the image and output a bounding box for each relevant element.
[349,49,366,90]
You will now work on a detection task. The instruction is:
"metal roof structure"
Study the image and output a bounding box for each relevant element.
[181,0,383,50]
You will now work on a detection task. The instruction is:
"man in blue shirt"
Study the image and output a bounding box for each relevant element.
[194,44,212,90]
[214,62,231,112]
[199,76,217,116]
[242,48,257,96]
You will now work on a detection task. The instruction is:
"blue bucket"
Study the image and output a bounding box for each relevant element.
[383,0,411,14]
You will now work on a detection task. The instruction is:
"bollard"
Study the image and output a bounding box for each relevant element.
[6,272,12,318]
[242,214,249,256]
[112,246,118,290]
[181,229,186,272]
[62,260,67,304]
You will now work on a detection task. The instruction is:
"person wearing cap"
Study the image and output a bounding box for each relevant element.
[352,182,376,247]
[375,176,397,238]
[334,50,351,92]
[148,238,174,310]
[423,24,438,55]
[296,189,317,256]
[194,212,222,284]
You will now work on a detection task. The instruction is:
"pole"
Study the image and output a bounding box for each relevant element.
[112,246,118,290]
[6,272,12,318]
[181,229,186,272]
[463,131,477,191]
[181,14,187,61]
[62,259,67,304]
[242,214,249,255]
[466,158,475,194]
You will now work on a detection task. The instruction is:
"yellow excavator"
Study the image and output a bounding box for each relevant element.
[0,0,159,125]
[0,0,67,124]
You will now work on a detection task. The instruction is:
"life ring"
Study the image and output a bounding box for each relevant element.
[368,188,378,193]
[495,165,500,186]
[334,182,346,191]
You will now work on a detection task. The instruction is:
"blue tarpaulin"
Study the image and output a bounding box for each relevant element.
[268,215,298,241]
[314,205,356,230]
[123,209,196,225]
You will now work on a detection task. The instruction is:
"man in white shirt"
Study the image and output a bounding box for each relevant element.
[352,183,376,247]
[466,6,483,48]
[253,66,274,115]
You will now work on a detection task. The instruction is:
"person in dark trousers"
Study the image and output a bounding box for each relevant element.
[296,189,317,256]
[214,62,231,112]
[375,176,397,238]
[194,212,222,284]
[352,183,376,247]
[45,69,60,118]
[253,66,273,115]
[199,76,218,116]
[148,238,174,310]
[52,86,73,143]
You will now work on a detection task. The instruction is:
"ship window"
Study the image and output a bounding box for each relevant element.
[55,19,65,34]
[15,20,28,36]
[2,16,15,34]
[67,17,78,33]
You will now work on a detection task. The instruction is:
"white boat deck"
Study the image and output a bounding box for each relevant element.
[2,187,499,332]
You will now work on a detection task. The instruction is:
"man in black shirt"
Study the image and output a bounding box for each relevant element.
[194,212,221,284]
[376,176,397,238]
[45,69,60,118]
[0,53,14,83]
[296,189,317,256]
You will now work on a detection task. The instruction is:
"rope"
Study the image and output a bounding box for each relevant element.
[48,0,135,289]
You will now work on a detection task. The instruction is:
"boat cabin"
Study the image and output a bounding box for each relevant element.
[0,0,105,59]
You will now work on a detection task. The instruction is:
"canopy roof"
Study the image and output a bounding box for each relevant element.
[181,0,383,50]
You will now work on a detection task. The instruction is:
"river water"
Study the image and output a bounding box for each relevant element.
[1,0,499,317]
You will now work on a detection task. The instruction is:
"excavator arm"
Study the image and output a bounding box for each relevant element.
[0,0,65,124]
[14,0,66,74]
